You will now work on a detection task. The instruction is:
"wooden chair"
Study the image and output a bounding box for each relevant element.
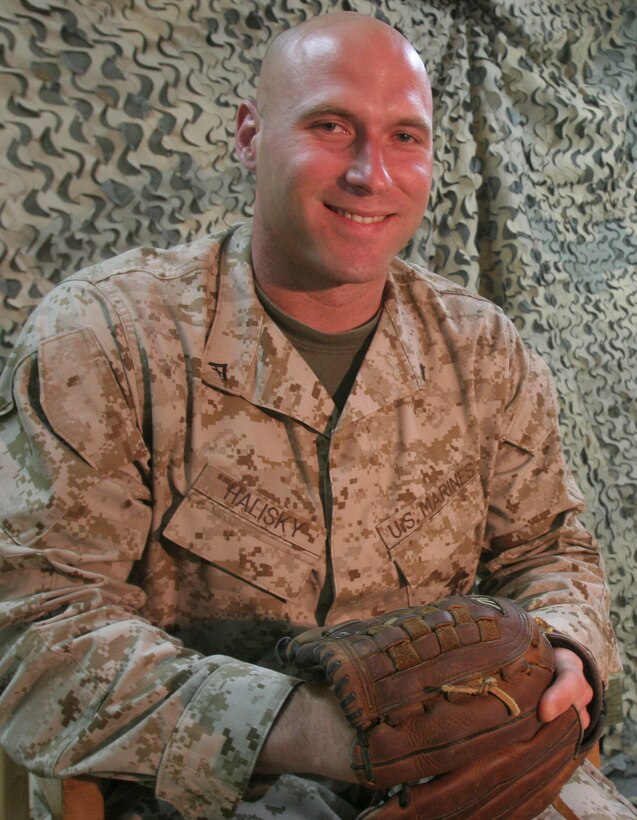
[0,748,104,820]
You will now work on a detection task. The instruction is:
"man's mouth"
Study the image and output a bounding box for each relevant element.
[329,206,389,225]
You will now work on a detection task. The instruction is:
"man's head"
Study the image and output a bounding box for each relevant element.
[235,12,433,299]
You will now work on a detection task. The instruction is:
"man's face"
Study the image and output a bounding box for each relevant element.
[239,19,433,293]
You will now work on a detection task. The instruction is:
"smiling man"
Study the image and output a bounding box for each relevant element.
[0,11,634,820]
[235,15,433,330]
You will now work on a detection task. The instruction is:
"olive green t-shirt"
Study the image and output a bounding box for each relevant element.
[256,284,381,414]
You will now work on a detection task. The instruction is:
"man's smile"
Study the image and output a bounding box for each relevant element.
[327,205,391,224]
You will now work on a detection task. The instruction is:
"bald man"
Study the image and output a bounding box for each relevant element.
[0,11,633,820]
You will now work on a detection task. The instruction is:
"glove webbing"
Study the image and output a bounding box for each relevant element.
[372,604,501,672]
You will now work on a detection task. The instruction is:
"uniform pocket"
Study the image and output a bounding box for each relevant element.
[0,328,146,546]
[39,328,146,472]
[163,464,323,601]
[377,460,486,590]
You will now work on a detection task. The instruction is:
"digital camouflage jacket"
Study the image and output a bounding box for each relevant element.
[0,222,620,818]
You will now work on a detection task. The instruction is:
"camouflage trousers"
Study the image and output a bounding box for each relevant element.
[230,763,637,820]
[81,761,637,819]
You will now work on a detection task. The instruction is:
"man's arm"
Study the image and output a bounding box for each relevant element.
[0,284,299,819]
[476,329,621,726]
[256,682,357,781]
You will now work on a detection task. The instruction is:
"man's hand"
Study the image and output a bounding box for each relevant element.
[255,682,358,782]
[539,647,593,729]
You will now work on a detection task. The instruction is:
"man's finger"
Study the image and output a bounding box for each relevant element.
[539,648,593,726]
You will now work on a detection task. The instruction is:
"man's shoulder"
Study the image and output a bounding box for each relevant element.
[390,257,504,317]
[66,226,233,290]
[6,225,238,364]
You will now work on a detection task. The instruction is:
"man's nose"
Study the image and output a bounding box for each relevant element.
[344,139,392,193]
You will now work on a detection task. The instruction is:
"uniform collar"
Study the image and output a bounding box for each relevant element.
[202,222,425,433]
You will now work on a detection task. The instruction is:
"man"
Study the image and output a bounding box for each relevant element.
[0,11,632,820]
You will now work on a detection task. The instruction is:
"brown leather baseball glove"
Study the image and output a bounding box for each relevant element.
[357,705,584,818]
[278,594,605,815]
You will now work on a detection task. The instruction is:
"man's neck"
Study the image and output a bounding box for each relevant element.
[253,276,385,332]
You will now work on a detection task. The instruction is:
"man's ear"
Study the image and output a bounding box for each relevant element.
[235,100,260,171]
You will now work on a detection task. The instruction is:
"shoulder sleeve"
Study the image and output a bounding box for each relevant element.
[478,329,622,683]
[1,326,146,548]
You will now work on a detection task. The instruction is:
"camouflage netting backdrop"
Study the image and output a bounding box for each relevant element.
[0,0,635,777]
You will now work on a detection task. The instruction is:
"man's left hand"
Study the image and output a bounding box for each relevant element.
[539,647,593,729]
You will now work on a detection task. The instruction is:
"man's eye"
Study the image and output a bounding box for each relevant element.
[396,132,416,143]
[316,122,345,133]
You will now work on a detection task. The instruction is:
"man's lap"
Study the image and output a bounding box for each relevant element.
[536,760,636,819]
[232,762,637,820]
[74,760,636,819]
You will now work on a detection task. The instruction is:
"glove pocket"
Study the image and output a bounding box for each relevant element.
[163,463,323,601]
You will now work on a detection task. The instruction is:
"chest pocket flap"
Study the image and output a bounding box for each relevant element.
[163,464,323,601]
[377,461,486,591]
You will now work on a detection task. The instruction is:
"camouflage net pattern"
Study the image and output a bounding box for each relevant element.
[0,0,635,774]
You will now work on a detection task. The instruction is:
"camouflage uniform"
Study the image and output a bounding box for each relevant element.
[0,222,628,819]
